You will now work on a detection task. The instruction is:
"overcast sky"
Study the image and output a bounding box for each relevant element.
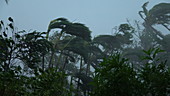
[0,0,169,37]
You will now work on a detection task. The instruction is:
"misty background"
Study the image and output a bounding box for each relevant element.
[0,0,169,36]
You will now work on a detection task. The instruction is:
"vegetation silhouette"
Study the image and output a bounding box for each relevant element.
[0,2,170,96]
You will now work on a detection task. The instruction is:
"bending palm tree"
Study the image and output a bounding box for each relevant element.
[139,2,170,39]
[46,18,91,68]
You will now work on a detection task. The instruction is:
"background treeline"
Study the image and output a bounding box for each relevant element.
[0,2,170,96]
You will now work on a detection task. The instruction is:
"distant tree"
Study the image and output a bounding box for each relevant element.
[124,2,170,67]
[93,23,133,56]
[139,2,170,45]
[139,2,170,31]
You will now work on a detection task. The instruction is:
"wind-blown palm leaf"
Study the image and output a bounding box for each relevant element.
[139,2,170,40]
[139,2,149,20]
[58,37,90,63]
[93,35,120,50]
[48,18,70,31]
[93,24,133,51]
[64,23,91,41]
[59,36,104,68]
[93,34,132,51]
[147,3,170,25]
[140,2,170,31]
[47,18,91,41]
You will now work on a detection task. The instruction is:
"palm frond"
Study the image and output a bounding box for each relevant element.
[47,18,91,41]
[59,37,90,63]
[146,3,170,25]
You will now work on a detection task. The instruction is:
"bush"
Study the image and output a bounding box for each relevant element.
[91,48,170,96]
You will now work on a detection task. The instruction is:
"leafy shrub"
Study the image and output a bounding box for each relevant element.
[91,48,170,96]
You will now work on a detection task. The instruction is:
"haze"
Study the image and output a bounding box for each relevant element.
[0,0,169,36]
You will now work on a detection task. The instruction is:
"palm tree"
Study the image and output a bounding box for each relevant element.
[139,2,170,27]
[46,18,91,68]
[139,2,170,40]
[93,23,133,56]
[123,2,170,68]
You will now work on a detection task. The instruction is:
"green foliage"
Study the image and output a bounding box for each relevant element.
[0,67,70,96]
[1,2,170,95]
[0,65,29,96]
[92,53,139,96]
[139,48,169,95]
[17,31,53,69]
[0,19,53,70]
[26,68,70,96]
[142,47,165,61]
[91,48,170,96]
[0,18,68,96]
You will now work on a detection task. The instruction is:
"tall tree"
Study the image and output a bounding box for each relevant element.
[93,23,133,57]
[46,18,91,68]
[139,2,170,42]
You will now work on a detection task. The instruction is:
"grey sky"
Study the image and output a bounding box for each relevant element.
[0,0,169,37]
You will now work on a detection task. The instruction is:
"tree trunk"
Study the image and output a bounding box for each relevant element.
[48,31,64,68]
[76,57,83,95]
[42,54,45,70]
